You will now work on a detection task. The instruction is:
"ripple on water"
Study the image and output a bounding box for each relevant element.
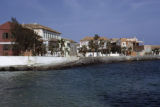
[0,60,160,107]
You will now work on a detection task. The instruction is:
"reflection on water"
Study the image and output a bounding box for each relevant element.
[0,61,160,107]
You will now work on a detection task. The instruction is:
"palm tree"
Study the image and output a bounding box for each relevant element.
[64,48,70,56]
[59,39,65,57]
[93,34,100,56]
[121,47,127,56]
[79,45,87,57]
[99,39,105,56]
[94,34,100,40]
[152,48,160,55]
[106,40,112,55]
[88,40,95,57]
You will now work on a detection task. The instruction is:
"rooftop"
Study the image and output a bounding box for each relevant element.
[23,23,61,34]
[63,38,76,43]
[80,36,108,41]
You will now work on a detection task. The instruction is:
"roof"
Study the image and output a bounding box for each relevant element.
[120,37,143,43]
[150,45,160,49]
[99,37,108,41]
[80,36,94,41]
[0,22,12,30]
[120,38,127,42]
[110,38,119,42]
[63,38,76,43]
[23,23,61,34]
[80,36,108,41]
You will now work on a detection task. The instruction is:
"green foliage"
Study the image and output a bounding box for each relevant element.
[49,40,59,55]
[152,48,160,55]
[79,45,87,57]
[10,17,45,56]
[94,34,100,40]
[59,39,65,56]
[121,47,127,55]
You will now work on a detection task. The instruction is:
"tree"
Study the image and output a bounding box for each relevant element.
[152,48,160,55]
[79,45,87,57]
[93,34,100,56]
[49,40,59,56]
[121,47,127,56]
[94,34,100,40]
[106,40,112,54]
[59,39,65,57]
[99,39,105,56]
[10,17,43,56]
[88,40,95,56]
[64,48,70,56]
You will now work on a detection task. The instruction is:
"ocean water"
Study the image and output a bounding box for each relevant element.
[0,60,160,107]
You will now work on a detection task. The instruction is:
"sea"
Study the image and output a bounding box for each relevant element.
[0,60,160,107]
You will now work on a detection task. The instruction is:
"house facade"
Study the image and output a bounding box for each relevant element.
[62,38,78,57]
[79,36,108,57]
[0,22,15,56]
[0,22,62,56]
[144,45,160,55]
[23,23,61,56]
[117,37,144,56]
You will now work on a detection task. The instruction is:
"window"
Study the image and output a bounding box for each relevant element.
[3,45,10,50]
[2,33,9,39]
[67,43,70,47]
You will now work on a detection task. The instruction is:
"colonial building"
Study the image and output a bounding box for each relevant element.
[23,23,61,55]
[79,36,108,57]
[63,38,78,57]
[144,45,160,55]
[0,22,62,56]
[0,22,15,56]
[80,36,108,49]
[117,37,144,56]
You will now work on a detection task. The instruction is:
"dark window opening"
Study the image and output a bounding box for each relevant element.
[3,45,10,50]
[2,33,9,39]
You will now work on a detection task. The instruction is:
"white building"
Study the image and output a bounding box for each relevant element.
[23,23,61,55]
[79,36,108,57]
[62,38,78,57]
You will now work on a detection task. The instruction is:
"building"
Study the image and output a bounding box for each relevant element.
[79,36,108,57]
[62,38,78,57]
[23,23,61,55]
[0,22,15,56]
[80,36,93,49]
[144,45,160,55]
[80,36,108,49]
[117,37,144,56]
[0,21,62,56]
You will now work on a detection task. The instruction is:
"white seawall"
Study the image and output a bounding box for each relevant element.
[0,56,79,67]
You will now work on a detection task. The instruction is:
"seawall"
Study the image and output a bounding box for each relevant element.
[0,56,159,71]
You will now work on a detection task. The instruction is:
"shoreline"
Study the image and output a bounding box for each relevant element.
[0,56,160,71]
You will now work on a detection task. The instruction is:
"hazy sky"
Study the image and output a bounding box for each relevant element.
[0,0,160,44]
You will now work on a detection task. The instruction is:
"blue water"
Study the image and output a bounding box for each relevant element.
[0,61,160,107]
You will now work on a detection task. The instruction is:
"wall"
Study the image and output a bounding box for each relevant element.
[0,56,79,67]
[0,22,14,56]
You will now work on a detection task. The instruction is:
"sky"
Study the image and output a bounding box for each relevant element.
[0,0,160,44]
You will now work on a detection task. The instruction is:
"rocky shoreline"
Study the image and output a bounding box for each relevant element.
[0,56,160,71]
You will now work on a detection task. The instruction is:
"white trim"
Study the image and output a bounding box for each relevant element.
[0,42,15,44]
